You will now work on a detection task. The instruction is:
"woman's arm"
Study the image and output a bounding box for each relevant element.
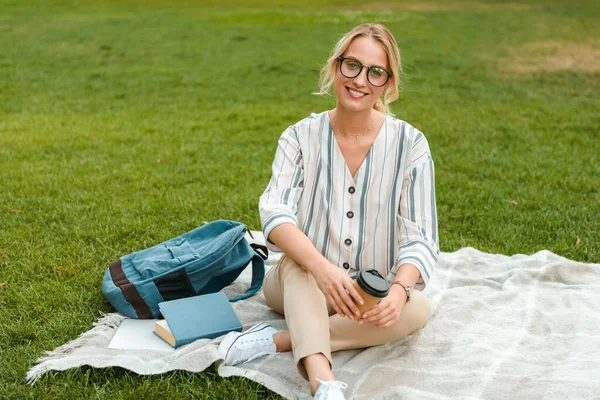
[392,263,422,289]
[363,134,439,327]
[393,136,439,288]
[258,126,363,319]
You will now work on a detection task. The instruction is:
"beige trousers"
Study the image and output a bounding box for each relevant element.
[263,255,431,380]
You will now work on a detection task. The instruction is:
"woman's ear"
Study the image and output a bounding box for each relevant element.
[385,76,396,92]
[382,75,397,102]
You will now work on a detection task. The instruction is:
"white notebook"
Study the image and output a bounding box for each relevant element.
[108,318,174,352]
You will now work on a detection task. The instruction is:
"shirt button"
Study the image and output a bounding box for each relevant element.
[346,211,354,219]
[343,262,350,269]
[344,238,352,246]
[348,186,355,194]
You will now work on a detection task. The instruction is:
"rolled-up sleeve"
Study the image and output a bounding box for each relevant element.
[390,135,439,287]
[258,126,305,252]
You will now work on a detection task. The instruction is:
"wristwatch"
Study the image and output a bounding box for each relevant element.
[391,281,412,302]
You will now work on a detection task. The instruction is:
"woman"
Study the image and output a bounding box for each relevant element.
[219,23,439,400]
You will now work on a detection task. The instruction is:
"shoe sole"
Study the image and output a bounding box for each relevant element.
[219,322,273,365]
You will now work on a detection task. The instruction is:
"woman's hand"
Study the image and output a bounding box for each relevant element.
[359,285,407,328]
[310,261,364,320]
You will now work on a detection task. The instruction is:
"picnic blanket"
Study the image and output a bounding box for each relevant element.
[27,234,600,399]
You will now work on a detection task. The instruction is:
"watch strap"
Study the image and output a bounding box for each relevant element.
[391,281,412,301]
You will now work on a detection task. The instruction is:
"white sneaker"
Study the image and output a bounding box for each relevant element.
[313,378,348,400]
[218,322,278,366]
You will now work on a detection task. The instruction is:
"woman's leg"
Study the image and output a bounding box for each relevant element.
[262,258,293,352]
[263,256,335,392]
[263,257,430,392]
[328,290,431,352]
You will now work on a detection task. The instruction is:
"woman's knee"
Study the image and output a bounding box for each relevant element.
[263,289,284,315]
[280,256,311,279]
[404,291,431,334]
[263,256,317,313]
[263,263,285,314]
[388,292,431,339]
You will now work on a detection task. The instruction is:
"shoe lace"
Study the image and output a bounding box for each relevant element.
[236,336,273,351]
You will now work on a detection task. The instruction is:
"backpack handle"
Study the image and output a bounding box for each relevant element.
[249,243,269,261]
[228,251,266,302]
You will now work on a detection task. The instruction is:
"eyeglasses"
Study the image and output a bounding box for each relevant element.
[337,56,392,87]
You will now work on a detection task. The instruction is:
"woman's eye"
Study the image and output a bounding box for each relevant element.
[370,68,383,78]
[346,61,360,69]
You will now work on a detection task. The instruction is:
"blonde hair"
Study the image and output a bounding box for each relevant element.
[315,23,402,115]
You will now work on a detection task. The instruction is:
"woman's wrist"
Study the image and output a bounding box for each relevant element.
[303,255,332,275]
[389,284,408,305]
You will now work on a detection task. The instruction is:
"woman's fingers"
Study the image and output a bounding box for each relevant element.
[330,288,354,319]
[363,301,392,324]
[375,311,398,327]
[364,302,385,319]
[325,293,344,317]
[377,319,395,328]
[317,267,373,321]
[345,283,364,310]
[371,303,401,327]
[338,283,361,318]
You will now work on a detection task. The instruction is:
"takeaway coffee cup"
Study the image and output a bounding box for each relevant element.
[352,269,390,319]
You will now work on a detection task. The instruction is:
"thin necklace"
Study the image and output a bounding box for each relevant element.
[331,111,375,140]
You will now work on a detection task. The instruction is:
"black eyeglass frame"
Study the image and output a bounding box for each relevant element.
[336,56,393,87]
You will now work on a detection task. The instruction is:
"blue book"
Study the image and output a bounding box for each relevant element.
[153,292,242,348]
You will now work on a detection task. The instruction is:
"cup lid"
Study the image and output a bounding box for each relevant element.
[356,269,390,297]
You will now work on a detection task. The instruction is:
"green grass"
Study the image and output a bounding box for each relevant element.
[1,0,598,398]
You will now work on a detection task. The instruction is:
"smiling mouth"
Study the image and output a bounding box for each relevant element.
[346,86,368,98]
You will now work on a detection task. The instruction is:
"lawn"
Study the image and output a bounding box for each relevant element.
[0,0,598,398]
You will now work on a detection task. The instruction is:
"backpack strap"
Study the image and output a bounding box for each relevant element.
[249,243,268,261]
[228,250,266,302]
[109,259,153,319]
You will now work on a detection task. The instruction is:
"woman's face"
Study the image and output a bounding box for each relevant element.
[333,36,391,113]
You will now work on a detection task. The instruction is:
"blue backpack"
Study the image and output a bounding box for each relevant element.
[102,220,268,319]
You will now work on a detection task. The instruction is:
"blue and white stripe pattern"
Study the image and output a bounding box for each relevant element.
[259,111,439,289]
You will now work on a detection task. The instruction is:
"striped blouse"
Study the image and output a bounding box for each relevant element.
[258,111,439,289]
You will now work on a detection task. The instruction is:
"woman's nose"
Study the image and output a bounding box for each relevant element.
[352,68,368,86]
